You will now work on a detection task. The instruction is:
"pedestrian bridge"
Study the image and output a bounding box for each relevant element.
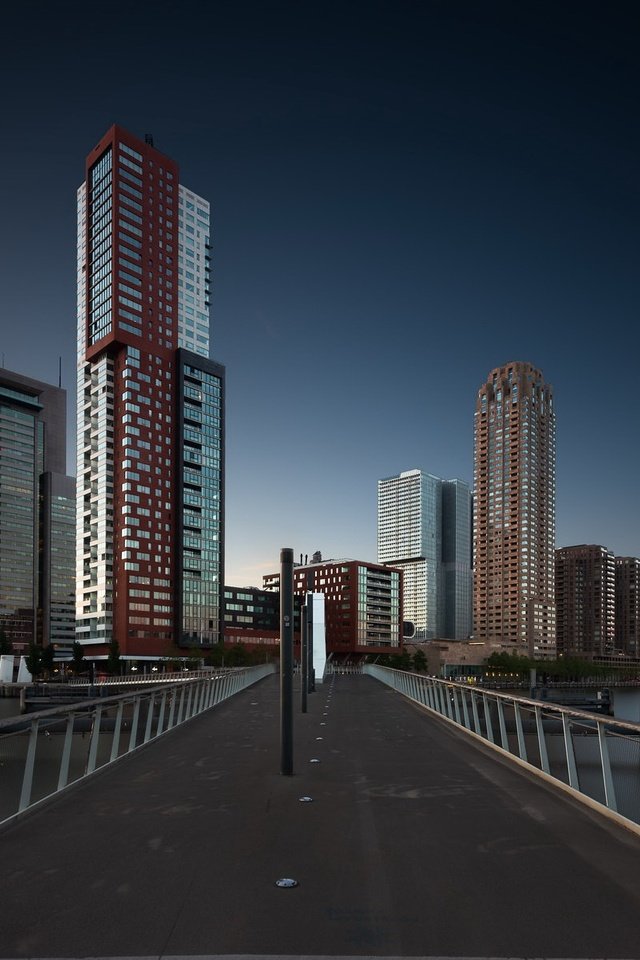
[1,666,640,959]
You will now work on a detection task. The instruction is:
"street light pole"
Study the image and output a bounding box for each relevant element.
[280,547,294,775]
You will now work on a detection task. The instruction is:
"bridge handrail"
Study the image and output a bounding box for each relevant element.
[364,664,640,832]
[0,663,275,828]
[66,667,235,685]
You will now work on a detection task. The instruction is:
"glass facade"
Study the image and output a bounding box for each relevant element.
[441,479,473,640]
[177,352,225,647]
[40,473,76,651]
[88,148,113,345]
[0,372,71,654]
[378,469,472,640]
[177,187,211,357]
[0,393,41,649]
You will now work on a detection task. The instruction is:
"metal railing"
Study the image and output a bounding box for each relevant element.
[67,667,235,686]
[365,664,640,831]
[0,663,275,826]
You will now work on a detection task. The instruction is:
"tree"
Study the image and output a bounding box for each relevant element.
[393,649,414,672]
[226,644,248,667]
[107,640,121,675]
[413,649,428,673]
[485,652,531,676]
[72,641,85,674]
[0,624,11,655]
[40,644,55,678]
[26,642,42,678]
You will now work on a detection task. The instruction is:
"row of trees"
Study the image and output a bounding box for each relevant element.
[485,651,638,682]
[23,640,122,679]
[367,649,638,682]
[372,650,428,673]
[5,627,634,684]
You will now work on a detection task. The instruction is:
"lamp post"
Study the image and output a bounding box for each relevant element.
[280,547,294,775]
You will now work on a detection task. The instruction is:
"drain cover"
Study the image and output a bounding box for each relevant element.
[275,878,299,888]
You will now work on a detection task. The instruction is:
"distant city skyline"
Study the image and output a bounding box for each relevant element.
[1,2,638,586]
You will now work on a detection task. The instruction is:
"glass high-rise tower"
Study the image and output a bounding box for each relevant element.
[473,361,556,657]
[76,125,224,663]
[0,368,75,655]
[377,469,472,640]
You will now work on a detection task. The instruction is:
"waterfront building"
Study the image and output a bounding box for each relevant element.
[263,558,402,658]
[473,362,556,658]
[76,125,223,662]
[555,545,616,658]
[377,469,471,640]
[223,585,302,650]
[0,368,75,654]
[615,556,640,658]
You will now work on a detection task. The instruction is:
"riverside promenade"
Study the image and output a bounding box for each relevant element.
[1,672,640,959]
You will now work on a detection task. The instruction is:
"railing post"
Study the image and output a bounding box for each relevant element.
[535,706,550,774]
[143,694,155,743]
[18,719,39,812]
[598,723,618,812]
[471,691,481,735]
[461,689,471,729]
[452,687,462,724]
[562,713,579,790]
[86,706,103,774]
[156,691,167,735]
[167,690,177,728]
[448,685,457,720]
[58,713,75,789]
[110,702,124,761]
[514,703,528,762]
[497,698,509,750]
[184,685,193,720]
[128,697,141,751]
[483,693,494,744]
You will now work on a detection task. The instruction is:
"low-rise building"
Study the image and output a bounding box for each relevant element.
[263,557,403,660]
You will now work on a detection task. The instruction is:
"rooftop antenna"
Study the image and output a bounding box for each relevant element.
[145,133,154,146]
[58,356,62,388]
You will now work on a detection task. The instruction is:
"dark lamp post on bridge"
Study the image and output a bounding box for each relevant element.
[280,547,294,776]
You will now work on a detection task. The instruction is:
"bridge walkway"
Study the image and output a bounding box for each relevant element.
[1,673,640,959]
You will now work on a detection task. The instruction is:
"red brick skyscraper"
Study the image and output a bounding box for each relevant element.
[76,126,224,664]
[473,362,556,657]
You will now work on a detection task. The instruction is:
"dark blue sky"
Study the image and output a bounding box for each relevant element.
[1,1,638,584]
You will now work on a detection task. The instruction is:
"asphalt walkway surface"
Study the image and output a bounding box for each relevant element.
[1,672,640,959]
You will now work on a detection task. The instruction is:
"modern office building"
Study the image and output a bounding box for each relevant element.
[76,125,223,662]
[615,557,640,658]
[0,369,75,654]
[555,545,616,658]
[40,472,76,655]
[377,469,471,640]
[223,585,302,650]
[441,479,473,640]
[263,558,402,658]
[473,362,556,658]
